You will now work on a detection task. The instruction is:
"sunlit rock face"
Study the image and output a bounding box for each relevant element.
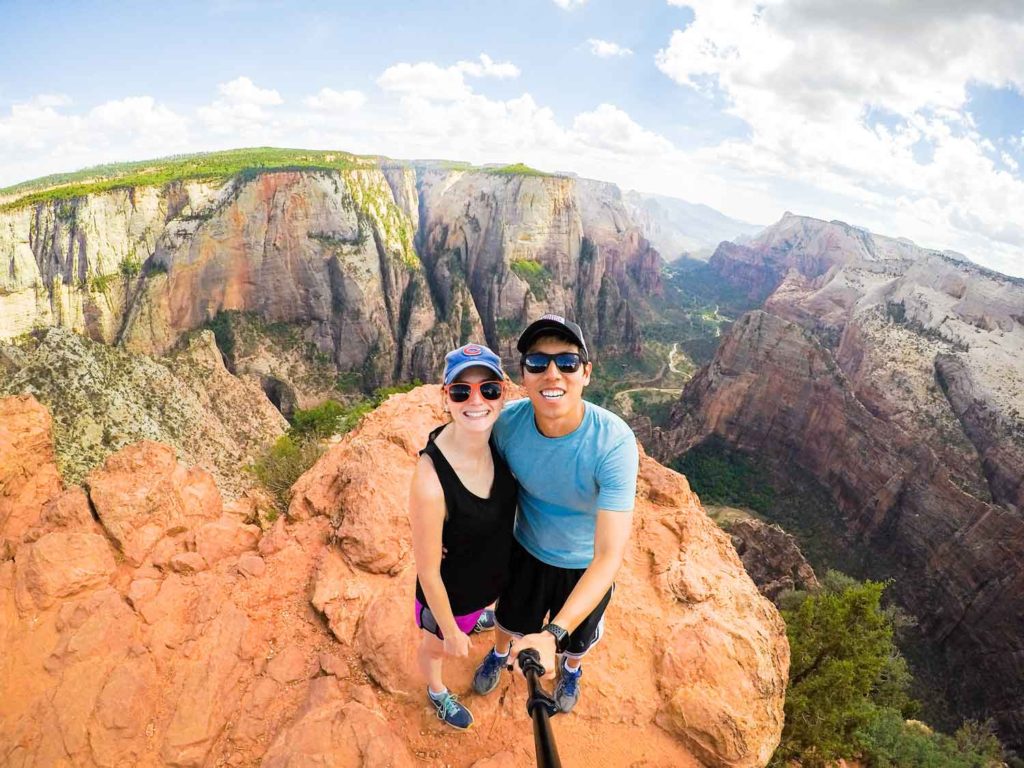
[0,389,788,768]
[661,213,1024,747]
[0,164,661,389]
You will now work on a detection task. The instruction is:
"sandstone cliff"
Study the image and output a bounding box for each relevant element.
[1,157,661,397]
[0,389,788,768]
[660,213,1024,746]
[0,327,286,494]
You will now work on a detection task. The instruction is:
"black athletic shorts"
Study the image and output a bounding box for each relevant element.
[494,538,613,657]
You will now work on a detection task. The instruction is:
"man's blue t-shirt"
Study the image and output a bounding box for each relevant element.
[492,397,639,569]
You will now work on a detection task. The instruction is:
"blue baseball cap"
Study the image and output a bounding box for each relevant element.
[443,343,504,385]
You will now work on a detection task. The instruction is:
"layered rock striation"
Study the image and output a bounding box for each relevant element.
[0,389,788,768]
[661,213,1024,746]
[1,161,661,393]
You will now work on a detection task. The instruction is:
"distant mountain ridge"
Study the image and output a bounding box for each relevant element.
[623,190,763,261]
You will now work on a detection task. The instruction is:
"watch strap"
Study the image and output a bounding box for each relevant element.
[541,623,569,653]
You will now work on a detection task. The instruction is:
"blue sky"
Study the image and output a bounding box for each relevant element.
[1,0,1022,276]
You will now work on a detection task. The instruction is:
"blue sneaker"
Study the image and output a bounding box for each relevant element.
[428,689,473,730]
[472,649,506,695]
[473,609,496,633]
[554,663,582,713]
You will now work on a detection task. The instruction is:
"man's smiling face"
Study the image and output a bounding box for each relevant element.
[522,336,592,432]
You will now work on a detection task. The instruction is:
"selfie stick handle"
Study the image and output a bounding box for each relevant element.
[517,648,562,768]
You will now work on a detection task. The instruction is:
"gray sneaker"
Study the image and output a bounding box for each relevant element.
[472,649,506,695]
[554,663,582,713]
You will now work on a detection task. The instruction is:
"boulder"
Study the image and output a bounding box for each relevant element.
[86,441,222,566]
[194,516,260,565]
[15,531,116,610]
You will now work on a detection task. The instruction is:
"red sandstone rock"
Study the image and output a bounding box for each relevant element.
[237,551,266,577]
[0,391,789,767]
[261,700,416,768]
[168,551,207,574]
[194,515,260,565]
[0,395,63,542]
[86,441,223,566]
[14,531,116,610]
[267,645,312,684]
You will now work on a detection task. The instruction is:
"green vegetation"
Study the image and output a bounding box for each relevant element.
[510,258,553,299]
[250,434,326,513]
[251,380,423,510]
[205,311,238,360]
[856,711,1004,768]
[674,438,864,572]
[487,162,553,177]
[495,317,521,338]
[119,255,141,279]
[0,147,376,211]
[772,572,1003,768]
[88,272,116,294]
[673,438,777,514]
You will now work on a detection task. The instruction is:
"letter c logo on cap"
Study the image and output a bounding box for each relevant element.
[463,345,482,356]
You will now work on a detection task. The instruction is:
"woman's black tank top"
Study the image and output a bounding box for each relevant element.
[414,424,518,615]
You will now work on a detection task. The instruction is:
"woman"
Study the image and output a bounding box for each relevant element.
[409,343,517,730]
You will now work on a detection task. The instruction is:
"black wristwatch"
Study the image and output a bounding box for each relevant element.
[541,623,569,653]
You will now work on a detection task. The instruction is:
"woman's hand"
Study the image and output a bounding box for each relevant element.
[443,630,471,658]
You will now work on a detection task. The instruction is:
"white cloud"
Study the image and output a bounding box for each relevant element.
[304,88,367,111]
[377,62,470,101]
[457,54,520,79]
[552,0,587,8]
[572,104,673,155]
[377,55,520,102]
[0,95,191,184]
[198,76,284,135]
[218,76,282,106]
[656,0,1024,272]
[587,39,633,58]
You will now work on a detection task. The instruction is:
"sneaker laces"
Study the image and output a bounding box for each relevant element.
[483,650,506,674]
[433,692,462,720]
[560,665,581,696]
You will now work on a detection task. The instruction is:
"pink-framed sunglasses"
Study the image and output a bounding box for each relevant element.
[444,380,504,402]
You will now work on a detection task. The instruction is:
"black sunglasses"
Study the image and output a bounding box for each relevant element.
[521,352,584,374]
[445,380,504,402]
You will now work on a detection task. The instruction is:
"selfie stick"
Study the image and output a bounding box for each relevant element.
[517,648,562,768]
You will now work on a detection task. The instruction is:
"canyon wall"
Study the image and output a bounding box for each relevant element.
[661,213,1024,746]
[0,165,661,390]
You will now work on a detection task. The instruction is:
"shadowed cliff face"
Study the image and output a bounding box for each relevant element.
[0,165,661,389]
[0,390,787,768]
[661,213,1024,747]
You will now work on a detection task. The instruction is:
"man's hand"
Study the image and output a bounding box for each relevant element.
[443,630,471,658]
[509,631,558,680]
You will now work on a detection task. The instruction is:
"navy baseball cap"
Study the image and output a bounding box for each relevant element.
[516,314,589,360]
[443,343,504,385]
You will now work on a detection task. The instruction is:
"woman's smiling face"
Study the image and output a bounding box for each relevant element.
[443,366,505,433]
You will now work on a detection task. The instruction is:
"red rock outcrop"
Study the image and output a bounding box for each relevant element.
[725,517,820,601]
[0,395,63,542]
[1,390,788,767]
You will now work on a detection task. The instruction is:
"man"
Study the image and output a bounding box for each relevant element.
[472,314,639,713]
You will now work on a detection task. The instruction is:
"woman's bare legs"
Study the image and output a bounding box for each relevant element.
[418,629,446,692]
